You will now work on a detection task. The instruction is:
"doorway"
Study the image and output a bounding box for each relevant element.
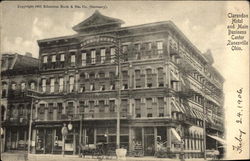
[45,129,53,154]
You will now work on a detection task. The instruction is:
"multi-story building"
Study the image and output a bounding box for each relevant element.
[1,53,39,152]
[1,11,224,158]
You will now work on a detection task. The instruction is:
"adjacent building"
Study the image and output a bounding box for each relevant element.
[1,11,225,158]
[1,52,39,152]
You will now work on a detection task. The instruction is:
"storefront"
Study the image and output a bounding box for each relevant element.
[5,126,28,151]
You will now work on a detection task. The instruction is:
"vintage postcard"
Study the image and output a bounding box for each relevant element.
[0,1,249,161]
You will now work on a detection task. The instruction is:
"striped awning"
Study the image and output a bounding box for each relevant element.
[170,70,179,81]
[207,135,226,145]
[171,102,182,113]
[189,108,198,119]
[171,98,185,113]
[171,128,182,142]
[193,110,203,120]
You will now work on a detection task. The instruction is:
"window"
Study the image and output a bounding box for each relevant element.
[146,42,152,50]
[60,54,65,61]
[157,41,163,54]
[89,101,94,112]
[50,78,55,93]
[122,71,128,89]
[79,84,85,93]
[71,54,75,64]
[110,84,115,90]
[91,50,96,64]
[52,55,56,62]
[146,98,153,117]
[100,85,105,91]
[100,49,106,63]
[30,82,35,90]
[135,99,141,118]
[67,102,74,115]
[43,56,48,63]
[58,103,63,114]
[21,82,26,91]
[158,68,164,87]
[121,99,128,112]
[89,72,95,80]
[110,48,115,63]
[158,97,164,117]
[99,72,105,78]
[59,78,64,92]
[69,76,74,92]
[90,83,95,91]
[2,83,7,97]
[79,101,85,113]
[81,52,86,66]
[135,43,141,51]
[122,45,128,53]
[146,69,153,88]
[99,100,105,112]
[147,113,153,117]
[109,100,115,112]
[42,79,46,92]
[135,70,141,88]
[122,45,128,62]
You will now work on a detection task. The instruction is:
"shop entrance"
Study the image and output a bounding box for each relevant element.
[45,129,53,154]
[144,128,155,156]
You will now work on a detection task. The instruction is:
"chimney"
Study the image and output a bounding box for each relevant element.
[25,52,32,57]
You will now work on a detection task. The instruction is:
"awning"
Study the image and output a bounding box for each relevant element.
[181,77,186,86]
[207,134,227,145]
[180,103,187,113]
[193,110,203,120]
[171,128,182,142]
[207,116,214,124]
[171,102,181,113]
[171,101,185,113]
[189,108,198,119]
[170,70,179,81]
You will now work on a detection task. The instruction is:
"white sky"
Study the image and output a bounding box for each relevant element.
[1,1,249,159]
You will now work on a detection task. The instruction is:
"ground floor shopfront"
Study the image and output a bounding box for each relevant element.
[30,119,208,158]
[4,126,29,151]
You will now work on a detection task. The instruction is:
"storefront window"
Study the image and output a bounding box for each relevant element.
[86,128,94,144]
[36,129,44,151]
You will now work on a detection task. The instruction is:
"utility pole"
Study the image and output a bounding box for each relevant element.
[116,37,121,149]
[0,105,2,159]
[28,97,34,156]
[79,114,83,156]
[202,84,207,160]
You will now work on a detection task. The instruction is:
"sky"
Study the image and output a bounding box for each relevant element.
[1,1,249,159]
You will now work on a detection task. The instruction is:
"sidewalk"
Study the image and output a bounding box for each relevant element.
[1,153,214,161]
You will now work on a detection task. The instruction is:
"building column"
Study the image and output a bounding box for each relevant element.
[24,130,27,149]
[128,127,133,152]
[3,127,6,152]
[94,128,96,145]
[128,98,133,116]
[142,127,145,152]
[154,127,157,152]
[73,128,76,155]
[167,127,172,149]
[31,129,36,153]
[16,130,19,149]
[129,63,133,89]
[84,129,86,145]
[165,97,171,118]
[43,129,46,154]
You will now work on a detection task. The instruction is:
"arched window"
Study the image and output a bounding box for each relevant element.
[99,71,105,78]
[89,72,95,80]
[2,82,7,97]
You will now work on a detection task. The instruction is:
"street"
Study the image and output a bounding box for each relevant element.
[1,153,215,161]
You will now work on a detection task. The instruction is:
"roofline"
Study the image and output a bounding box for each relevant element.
[36,20,224,81]
[37,21,171,43]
